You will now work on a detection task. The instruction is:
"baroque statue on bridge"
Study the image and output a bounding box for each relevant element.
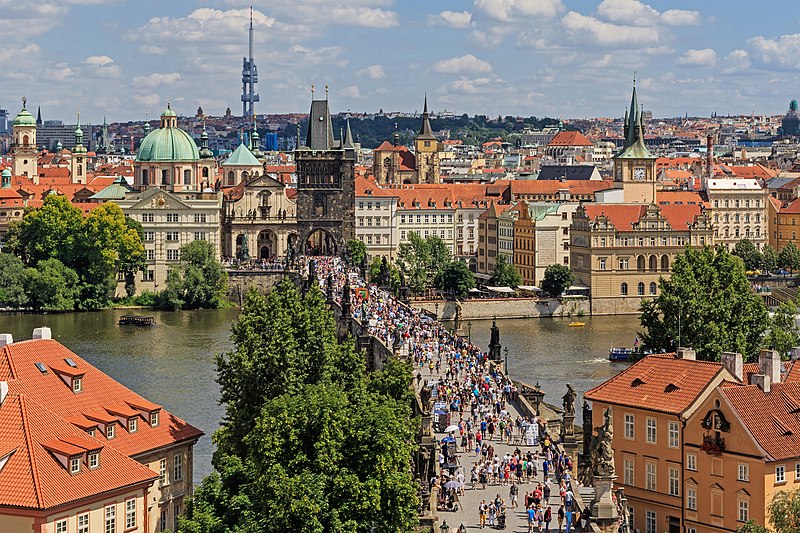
[590,407,615,478]
[561,383,577,417]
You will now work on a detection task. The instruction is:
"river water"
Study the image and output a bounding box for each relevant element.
[0,310,640,483]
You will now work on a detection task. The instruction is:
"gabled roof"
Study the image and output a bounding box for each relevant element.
[222,143,262,167]
[547,130,593,147]
[89,176,135,201]
[583,202,704,231]
[585,354,725,415]
[511,179,613,197]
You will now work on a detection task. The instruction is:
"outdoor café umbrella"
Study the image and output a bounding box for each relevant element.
[444,479,462,490]
[444,424,460,433]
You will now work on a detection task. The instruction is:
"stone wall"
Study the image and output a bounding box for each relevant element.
[225,270,300,305]
[588,296,643,316]
[414,297,590,320]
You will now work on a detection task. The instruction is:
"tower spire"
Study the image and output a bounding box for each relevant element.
[418,93,435,138]
[625,76,639,148]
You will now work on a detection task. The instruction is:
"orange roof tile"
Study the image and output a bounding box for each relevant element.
[510,179,613,197]
[585,354,724,414]
[583,202,704,231]
[547,131,593,147]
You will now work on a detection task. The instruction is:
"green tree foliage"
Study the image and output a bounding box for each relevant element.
[369,257,401,293]
[396,232,452,293]
[0,253,28,307]
[732,239,762,271]
[541,264,575,297]
[345,239,367,267]
[182,282,418,532]
[768,489,800,533]
[121,217,147,297]
[492,255,522,288]
[13,194,83,266]
[164,241,228,310]
[779,242,800,272]
[435,260,476,298]
[24,259,79,312]
[766,301,800,359]
[762,245,779,272]
[639,246,769,361]
[735,520,768,533]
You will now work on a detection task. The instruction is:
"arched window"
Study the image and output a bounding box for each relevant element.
[183,169,191,185]
[649,282,657,295]
[227,171,235,186]
[744,213,750,223]
[202,167,209,178]
[637,255,646,271]
[661,255,669,271]
[724,214,729,223]
[22,134,28,145]
[621,282,628,296]
[638,282,645,295]
[649,255,657,271]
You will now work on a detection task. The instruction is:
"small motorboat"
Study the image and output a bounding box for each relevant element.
[568,321,585,327]
[609,347,635,362]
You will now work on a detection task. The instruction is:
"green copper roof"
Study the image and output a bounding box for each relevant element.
[137,125,200,162]
[161,103,177,117]
[614,140,655,159]
[222,142,261,167]
[526,202,559,221]
[89,176,135,200]
[13,99,36,127]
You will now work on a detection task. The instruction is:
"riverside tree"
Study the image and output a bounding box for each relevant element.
[639,246,769,361]
[732,239,762,271]
[163,240,228,310]
[435,260,475,298]
[541,264,575,297]
[492,254,522,288]
[180,281,418,532]
[396,232,451,293]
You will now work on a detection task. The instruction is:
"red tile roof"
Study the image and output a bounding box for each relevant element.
[510,179,613,197]
[583,202,704,231]
[547,131,593,147]
[780,197,800,214]
[585,353,725,415]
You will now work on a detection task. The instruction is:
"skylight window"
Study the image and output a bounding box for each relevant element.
[34,362,47,374]
[65,358,77,368]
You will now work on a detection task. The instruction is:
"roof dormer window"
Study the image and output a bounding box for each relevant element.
[107,423,115,439]
[88,451,100,469]
[72,377,82,393]
[70,455,81,474]
[128,417,138,433]
[150,411,160,427]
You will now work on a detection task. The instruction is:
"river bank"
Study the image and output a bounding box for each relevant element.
[414,296,590,320]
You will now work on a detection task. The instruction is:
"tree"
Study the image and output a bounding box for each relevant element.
[541,264,575,297]
[435,260,475,298]
[164,241,228,310]
[735,520,768,533]
[0,253,28,307]
[763,245,779,273]
[182,282,419,532]
[396,232,452,293]
[765,301,800,359]
[732,239,762,271]
[779,242,800,273]
[492,254,522,288]
[14,194,83,266]
[344,239,366,267]
[24,259,79,312]
[768,489,800,533]
[121,217,147,297]
[639,246,769,361]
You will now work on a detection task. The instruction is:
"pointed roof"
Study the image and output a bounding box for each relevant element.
[223,142,262,167]
[342,118,354,149]
[305,99,335,150]
[625,80,639,148]
[36,106,42,126]
[417,94,436,140]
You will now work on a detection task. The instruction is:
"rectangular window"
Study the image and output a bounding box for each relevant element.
[687,488,697,510]
[738,463,749,482]
[166,213,179,223]
[194,213,207,223]
[160,509,167,531]
[174,502,182,530]
[796,463,800,480]
[194,232,207,241]
[624,414,635,439]
[167,249,180,261]
[70,455,81,474]
[107,423,115,439]
[73,377,82,392]
[624,458,635,486]
[687,453,697,471]
[645,510,656,533]
[400,215,406,224]
[126,498,137,529]
[400,231,406,240]
[105,505,116,533]
[599,258,606,270]
[668,421,679,448]
[646,418,656,444]
[89,452,99,469]
[159,457,167,486]
[129,417,138,433]
[174,453,184,481]
[142,213,154,223]
[777,465,786,483]
[151,411,160,427]
[78,514,89,533]
[646,462,656,491]
[166,231,179,241]
[738,500,749,522]
[143,231,155,241]
[56,520,67,533]
[146,249,155,261]
[669,467,679,496]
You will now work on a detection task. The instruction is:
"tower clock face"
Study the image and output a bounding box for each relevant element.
[633,167,646,181]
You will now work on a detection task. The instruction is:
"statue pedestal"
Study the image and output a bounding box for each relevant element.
[592,474,619,522]
[561,413,579,478]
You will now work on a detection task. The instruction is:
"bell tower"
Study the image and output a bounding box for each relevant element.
[613,79,657,203]
[11,97,38,183]
[414,94,440,184]
[70,113,87,184]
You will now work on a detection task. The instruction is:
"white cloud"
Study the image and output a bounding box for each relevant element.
[474,0,563,22]
[357,64,386,79]
[722,49,751,73]
[678,48,717,66]
[469,26,507,48]
[340,85,362,98]
[432,54,493,74]
[562,11,659,46]
[597,0,658,26]
[428,10,473,28]
[748,34,800,69]
[287,45,346,67]
[328,6,398,28]
[661,9,701,26]
[84,55,114,66]
[441,76,509,96]
[248,0,398,28]
[133,94,163,108]
[133,72,182,87]
[83,55,120,78]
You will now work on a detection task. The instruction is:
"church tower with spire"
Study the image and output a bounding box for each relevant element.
[70,113,87,184]
[11,97,38,182]
[414,94,441,184]
[613,79,657,203]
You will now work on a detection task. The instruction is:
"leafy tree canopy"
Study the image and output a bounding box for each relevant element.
[765,300,800,359]
[435,260,476,298]
[396,232,452,293]
[779,242,800,272]
[732,239,762,271]
[0,253,28,307]
[164,240,228,310]
[24,259,79,312]
[344,239,367,267]
[639,246,769,361]
[492,254,522,288]
[541,264,575,297]
[762,245,779,272]
[768,489,800,533]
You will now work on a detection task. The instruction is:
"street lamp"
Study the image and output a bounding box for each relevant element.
[435,302,439,319]
[439,520,450,533]
[467,321,472,344]
[504,346,509,376]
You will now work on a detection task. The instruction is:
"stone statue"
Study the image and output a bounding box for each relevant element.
[562,384,577,417]
[590,407,615,478]
[420,383,432,412]
[379,256,389,286]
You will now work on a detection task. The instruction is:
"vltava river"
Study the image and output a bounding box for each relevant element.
[0,309,640,483]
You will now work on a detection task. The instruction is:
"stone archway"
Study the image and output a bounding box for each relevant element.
[303,228,338,256]
[257,229,276,260]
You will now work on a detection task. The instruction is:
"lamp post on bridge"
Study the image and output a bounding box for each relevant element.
[467,321,472,344]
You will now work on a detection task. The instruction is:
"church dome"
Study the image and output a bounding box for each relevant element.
[136,104,199,162]
[13,98,35,127]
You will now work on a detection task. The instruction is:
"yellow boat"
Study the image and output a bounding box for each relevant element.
[568,321,585,327]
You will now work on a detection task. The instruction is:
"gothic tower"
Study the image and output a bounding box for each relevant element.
[295,90,355,255]
[414,95,440,184]
[613,80,657,203]
[11,97,38,183]
[70,113,87,184]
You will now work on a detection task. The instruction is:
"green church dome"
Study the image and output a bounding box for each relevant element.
[136,104,199,162]
[13,98,36,127]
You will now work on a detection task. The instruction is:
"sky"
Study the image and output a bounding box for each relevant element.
[8,0,800,123]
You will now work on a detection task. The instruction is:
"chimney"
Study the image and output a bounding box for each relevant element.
[721,351,743,382]
[750,373,771,393]
[0,334,12,348]
[0,381,7,407]
[706,134,713,181]
[677,347,696,360]
[759,349,781,385]
[32,327,51,340]
[790,347,800,361]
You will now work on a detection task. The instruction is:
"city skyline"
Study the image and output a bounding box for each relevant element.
[9,0,800,123]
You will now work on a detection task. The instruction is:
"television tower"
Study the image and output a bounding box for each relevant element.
[241,6,259,118]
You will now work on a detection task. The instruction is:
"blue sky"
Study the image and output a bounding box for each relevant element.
[9,0,800,123]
